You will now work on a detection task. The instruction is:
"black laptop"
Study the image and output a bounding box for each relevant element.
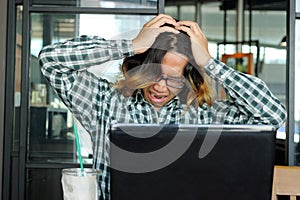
[110,124,276,200]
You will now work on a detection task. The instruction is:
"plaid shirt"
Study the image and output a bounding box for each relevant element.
[39,35,286,200]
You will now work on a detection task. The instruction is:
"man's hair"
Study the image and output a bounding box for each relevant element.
[114,31,215,109]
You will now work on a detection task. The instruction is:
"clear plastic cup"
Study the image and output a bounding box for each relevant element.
[61,168,101,200]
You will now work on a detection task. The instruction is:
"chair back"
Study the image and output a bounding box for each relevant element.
[272,165,300,200]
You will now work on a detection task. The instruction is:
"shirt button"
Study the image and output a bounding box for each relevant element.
[214,68,220,74]
[137,104,142,110]
[209,64,215,70]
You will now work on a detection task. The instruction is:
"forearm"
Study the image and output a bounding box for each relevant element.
[39,35,134,71]
[38,35,134,92]
[205,58,287,128]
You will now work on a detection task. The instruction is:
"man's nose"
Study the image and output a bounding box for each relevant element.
[154,79,167,90]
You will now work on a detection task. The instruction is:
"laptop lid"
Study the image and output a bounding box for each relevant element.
[110,124,276,200]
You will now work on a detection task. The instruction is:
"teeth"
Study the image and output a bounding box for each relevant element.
[152,93,165,99]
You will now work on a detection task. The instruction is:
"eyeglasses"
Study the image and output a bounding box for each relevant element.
[155,75,185,89]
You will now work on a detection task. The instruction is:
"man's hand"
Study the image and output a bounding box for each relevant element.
[176,21,212,68]
[132,14,180,54]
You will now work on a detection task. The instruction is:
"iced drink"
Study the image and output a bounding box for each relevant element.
[61,168,101,200]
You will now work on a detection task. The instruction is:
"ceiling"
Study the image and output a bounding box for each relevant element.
[165,0,287,11]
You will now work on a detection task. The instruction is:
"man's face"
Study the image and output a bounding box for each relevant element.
[143,51,188,111]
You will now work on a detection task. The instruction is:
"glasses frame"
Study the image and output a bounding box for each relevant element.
[155,75,185,89]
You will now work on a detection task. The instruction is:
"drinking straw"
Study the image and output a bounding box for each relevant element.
[73,124,85,175]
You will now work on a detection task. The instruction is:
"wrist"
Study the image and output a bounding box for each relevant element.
[195,54,213,68]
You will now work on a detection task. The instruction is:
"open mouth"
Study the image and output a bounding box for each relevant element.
[149,91,168,103]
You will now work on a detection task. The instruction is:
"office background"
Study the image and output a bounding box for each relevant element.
[0,0,299,199]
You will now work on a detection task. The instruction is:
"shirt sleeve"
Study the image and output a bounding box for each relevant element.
[39,35,134,71]
[38,35,134,131]
[204,58,287,129]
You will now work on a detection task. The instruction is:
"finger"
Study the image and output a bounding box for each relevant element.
[143,27,180,36]
[177,22,206,39]
[176,26,208,49]
[156,14,175,20]
[178,20,202,33]
[145,14,172,26]
[159,26,180,34]
[178,20,198,28]
[146,15,178,28]
[149,18,178,28]
[175,25,196,38]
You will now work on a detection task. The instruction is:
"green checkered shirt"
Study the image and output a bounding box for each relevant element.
[39,35,286,200]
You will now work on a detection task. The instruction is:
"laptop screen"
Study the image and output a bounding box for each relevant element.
[110,124,276,200]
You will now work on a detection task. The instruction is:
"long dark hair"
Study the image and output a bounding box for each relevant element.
[115,31,214,108]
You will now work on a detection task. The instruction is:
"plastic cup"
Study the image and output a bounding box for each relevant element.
[61,168,101,200]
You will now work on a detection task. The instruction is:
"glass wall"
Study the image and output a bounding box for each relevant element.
[165,4,195,21]
[165,1,287,164]
[29,13,154,163]
[244,10,286,46]
[14,6,23,152]
[165,6,178,19]
[164,2,237,43]
[201,2,236,42]
[179,5,195,20]
[165,2,286,103]
[28,14,154,199]
[7,1,159,199]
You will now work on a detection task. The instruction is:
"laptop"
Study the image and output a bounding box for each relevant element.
[110,124,276,200]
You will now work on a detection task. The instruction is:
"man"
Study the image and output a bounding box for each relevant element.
[39,14,286,199]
